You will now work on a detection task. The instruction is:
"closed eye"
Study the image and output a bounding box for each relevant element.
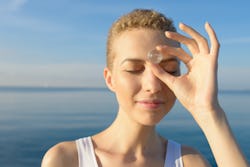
[160,59,179,76]
[123,63,145,74]
[125,69,144,74]
[166,70,179,76]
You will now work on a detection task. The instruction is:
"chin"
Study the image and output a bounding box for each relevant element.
[135,110,169,126]
[137,118,162,126]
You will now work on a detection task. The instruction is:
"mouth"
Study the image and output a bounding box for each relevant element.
[136,99,165,109]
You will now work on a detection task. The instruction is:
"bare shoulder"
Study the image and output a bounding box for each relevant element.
[41,141,78,167]
[181,145,211,167]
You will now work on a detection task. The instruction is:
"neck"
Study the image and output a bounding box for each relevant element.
[93,110,165,155]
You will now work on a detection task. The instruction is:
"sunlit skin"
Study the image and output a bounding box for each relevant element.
[92,29,182,167]
[41,23,249,167]
[148,22,249,167]
[105,29,180,126]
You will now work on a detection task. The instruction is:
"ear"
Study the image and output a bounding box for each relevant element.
[103,67,115,92]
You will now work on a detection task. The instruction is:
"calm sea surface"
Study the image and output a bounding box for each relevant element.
[0,87,249,167]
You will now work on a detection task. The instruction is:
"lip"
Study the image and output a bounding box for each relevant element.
[136,99,165,109]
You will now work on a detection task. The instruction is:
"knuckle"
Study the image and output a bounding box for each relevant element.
[199,36,208,44]
[217,42,221,48]
[214,41,220,49]
[187,39,196,47]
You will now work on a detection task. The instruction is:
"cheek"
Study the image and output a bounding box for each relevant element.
[114,74,140,93]
[162,85,176,105]
[113,74,141,105]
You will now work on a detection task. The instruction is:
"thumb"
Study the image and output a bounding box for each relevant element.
[148,62,176,90]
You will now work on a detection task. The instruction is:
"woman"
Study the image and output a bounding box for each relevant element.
[42,9,249,167]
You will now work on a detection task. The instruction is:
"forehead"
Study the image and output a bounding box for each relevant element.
[115,29,175,47]
[112,29,178,61]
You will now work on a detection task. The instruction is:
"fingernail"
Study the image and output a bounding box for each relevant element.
[205,21,210,27]
[156,45,167,50]
[165,31,171,37]
[179,22,185,29]
[156,45,162,50]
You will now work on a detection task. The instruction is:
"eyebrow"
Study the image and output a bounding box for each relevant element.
[120,58,145,66]
[120,57,179,66]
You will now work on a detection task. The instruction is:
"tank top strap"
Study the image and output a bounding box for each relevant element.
[76,137,99,167]
[164,140,184,167]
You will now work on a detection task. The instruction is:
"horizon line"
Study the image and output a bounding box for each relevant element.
[0,85,250,93]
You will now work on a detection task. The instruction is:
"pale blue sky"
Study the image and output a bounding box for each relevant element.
[0,0,249,89]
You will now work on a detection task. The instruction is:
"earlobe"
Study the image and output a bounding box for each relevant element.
[103,67,115,92]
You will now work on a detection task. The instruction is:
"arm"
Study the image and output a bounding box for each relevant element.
[150,22,249,167]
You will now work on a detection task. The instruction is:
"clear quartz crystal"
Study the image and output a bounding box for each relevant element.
[147,49,163,64]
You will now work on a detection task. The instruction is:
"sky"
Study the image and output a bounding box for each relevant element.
[0,0,249,89]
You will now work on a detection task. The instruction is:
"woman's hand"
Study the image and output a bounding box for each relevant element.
[150,22,249,167]
[150,22,221,125]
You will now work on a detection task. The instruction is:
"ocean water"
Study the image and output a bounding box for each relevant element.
[0,87,249,167]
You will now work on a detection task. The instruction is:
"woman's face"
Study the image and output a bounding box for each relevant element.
[104,29,180,126]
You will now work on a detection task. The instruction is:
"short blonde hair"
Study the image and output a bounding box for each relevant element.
[106,9,177,69]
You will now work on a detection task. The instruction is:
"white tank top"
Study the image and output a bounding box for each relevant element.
[76,137,183,167]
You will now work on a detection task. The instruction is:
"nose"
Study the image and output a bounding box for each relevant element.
[142,68,162,93]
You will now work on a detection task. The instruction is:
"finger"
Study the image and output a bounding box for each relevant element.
[157,45,192,68]
[205,22,220,59]
[165,31,199,55]
[179,22,210,54]
[148,62,176,90]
